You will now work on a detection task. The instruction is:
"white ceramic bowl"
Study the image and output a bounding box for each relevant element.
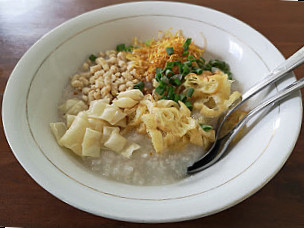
[2,1,302,223]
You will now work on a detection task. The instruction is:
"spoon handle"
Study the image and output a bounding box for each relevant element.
[187,77,304,174]
[243,46,304,100]
[234,77,304,135]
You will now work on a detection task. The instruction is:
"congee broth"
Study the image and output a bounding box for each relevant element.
[50,30,246,185]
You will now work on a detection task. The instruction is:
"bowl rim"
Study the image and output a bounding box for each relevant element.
[2,1,303,223]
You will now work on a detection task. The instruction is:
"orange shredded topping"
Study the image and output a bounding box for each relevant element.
[126,30,205,81]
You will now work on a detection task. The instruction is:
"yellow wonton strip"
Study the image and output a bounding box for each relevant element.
[82,128,102,157]
[51,93,144,158]
[117,89,144,101]
[156,100,179,109]
[185,71,242,118]
[140,98,214,153]
[149,130,164,153]
[188,128,203,146]
[87,99,127,125]
[184,73,219,94]
[104,131,127,152]
[113,89,144,108]
[121,143,141,158]
[58,98,88,116]
[66,115,76,129]
[102,126,140,157]
[50,122,67,146]
[59,112,90,156]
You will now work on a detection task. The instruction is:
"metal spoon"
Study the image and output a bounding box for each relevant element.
[187,46,304,174]
[187,77,304,174]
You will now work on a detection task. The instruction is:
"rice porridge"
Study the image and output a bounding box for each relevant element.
[50,31,245,185]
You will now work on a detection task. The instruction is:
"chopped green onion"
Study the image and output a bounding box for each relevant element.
[166,47,174,56]
[187,88,194,97]
[173,94,180,102]
[193,68,203,75]
[179,94,187,102]
[155,85,166,95]
[200,124,213,132]
[185,60,192,67]
[133,81,145,91]
[155,68,163,74]
[209,60,227,70]
[185,38,192,45]
[228,72,233,80]
[207,59,232,78]
[184,100,193,111]
[178,64,183,74]
[167,86,175,99]
[165,62,174,69]
[155,73,162,82]
[125,45,134,52]
[157,80,168,94]
[89,54,97,62]
[187,55,195,61]
[116,44,133,52]
[196,60,205,68]
[183,38,192,51]
[165,69,174,77]
[196,57,206,68]
[159,80,168,87]
[183,51,189,56]
[182,65,190,76]
[116,44,126,52]
[204,62,212,71]
[173,60,181,66]
[172,78,181,86]
[161,76,169,84]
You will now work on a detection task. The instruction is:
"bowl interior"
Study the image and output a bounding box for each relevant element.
[27,15,278,199]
